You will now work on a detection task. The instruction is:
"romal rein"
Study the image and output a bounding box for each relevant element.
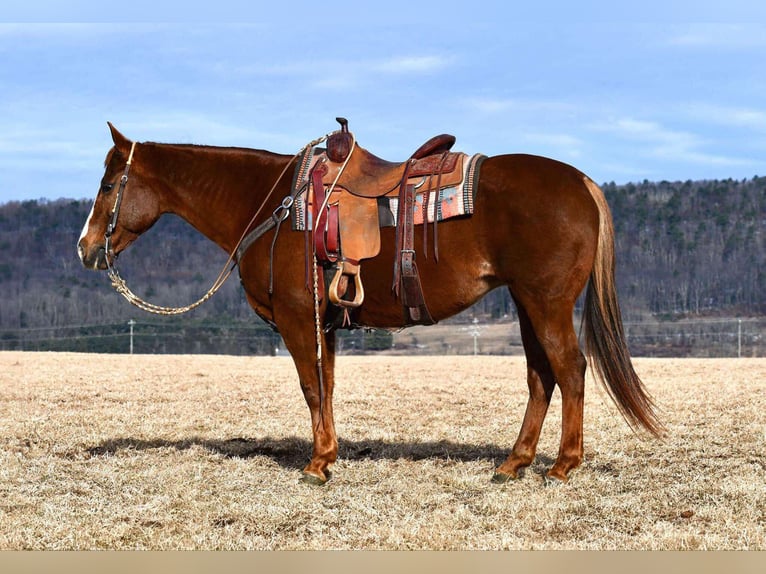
[102,139,241,315]
[102,139,316,315]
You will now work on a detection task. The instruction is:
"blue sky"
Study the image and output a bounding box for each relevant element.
[1,3,766,202]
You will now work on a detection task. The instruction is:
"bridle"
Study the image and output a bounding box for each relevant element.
[103,140,136,264]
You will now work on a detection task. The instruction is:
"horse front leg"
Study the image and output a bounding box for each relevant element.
[280,324,338,485]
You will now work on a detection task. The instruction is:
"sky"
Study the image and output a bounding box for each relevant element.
[1,2,766,202]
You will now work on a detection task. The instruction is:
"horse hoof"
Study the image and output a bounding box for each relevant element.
[300,471,328,486]
[543,474,566,487]
[491,469,521,483]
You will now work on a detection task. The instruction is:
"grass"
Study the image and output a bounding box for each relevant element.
[0,352,763,549]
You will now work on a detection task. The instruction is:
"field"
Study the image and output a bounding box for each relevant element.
[0,352,764,550]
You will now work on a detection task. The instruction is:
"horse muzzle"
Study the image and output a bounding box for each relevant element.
[78,242,109,270]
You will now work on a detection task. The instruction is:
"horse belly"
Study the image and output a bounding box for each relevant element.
[353,216,499,328]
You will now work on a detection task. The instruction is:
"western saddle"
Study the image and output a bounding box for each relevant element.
[309,118,466,325]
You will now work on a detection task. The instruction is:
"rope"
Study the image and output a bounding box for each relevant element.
[307,136,356,428]
[106,133,332,315]
[312,251,325,426]
[107,265,234,315]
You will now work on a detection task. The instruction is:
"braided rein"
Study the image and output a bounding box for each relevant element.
[104,133,330,315]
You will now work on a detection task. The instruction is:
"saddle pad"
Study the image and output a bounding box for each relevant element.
[291,147,486,231]
[290,143,325,232]
[386,152,485,226]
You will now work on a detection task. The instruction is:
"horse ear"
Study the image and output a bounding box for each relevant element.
[107,122,132,154]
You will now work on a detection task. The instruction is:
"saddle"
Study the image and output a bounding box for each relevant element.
[325,120,458,198]
[309,118,466,325]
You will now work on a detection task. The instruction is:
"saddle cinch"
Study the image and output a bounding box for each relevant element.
[307,117,472,325]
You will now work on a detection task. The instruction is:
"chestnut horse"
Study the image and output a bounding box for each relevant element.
[78,123,661,485]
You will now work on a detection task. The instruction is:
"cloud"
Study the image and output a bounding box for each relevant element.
[0,22,166,42]
[683,103,766,131]
[591,116,751,167]
[667,24,766,49]
[373,55,451,74]
[216,54,452,93]
[462,97,576,115]
[523,132,584,158]
[115,112,306,149]
[591,117,692,151]
[310,73,359,91]
[310,54,451,88]
[0,123,102,166]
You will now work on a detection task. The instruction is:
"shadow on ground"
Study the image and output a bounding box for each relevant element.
[86,435,557,474]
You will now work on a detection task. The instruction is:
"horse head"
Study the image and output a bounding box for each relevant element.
[78,123,163,270]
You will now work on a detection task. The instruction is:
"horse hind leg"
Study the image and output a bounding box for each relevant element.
[533,300,587,482]
[493,301,556,482]
[498,296,587,484]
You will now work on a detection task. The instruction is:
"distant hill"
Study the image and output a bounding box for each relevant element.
[0,176,763,354]
[603,177,764,319]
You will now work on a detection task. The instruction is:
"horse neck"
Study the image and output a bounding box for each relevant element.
[144,143,292,254]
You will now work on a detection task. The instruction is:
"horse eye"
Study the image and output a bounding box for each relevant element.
[101,183,115,194]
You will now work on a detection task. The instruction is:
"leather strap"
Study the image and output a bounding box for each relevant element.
[432,151,449,262]
[395,161,434,325]
[312,162,339,263]
[421,151,450,260]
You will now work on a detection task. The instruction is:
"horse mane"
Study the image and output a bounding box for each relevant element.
[145,141,283,156]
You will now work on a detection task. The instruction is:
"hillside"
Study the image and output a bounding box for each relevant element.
[0,176,763,354]
[603,178,764,318]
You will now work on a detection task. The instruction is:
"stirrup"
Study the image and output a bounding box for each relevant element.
[329,261,364,308]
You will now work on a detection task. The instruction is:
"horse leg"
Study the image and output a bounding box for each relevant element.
[280,325,338,485]
[493,302,556,482]
[501,296,587,483]
[530,300,587,482]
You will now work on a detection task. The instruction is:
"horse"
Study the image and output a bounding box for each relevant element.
[78,122,662,486]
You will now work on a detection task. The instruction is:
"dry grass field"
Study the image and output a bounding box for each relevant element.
[0,351,763,550]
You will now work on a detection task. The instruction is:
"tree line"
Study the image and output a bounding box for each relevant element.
[0,175,763,354]
[603,177,764,319]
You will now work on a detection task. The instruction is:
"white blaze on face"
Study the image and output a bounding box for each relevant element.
[77,200,97,263]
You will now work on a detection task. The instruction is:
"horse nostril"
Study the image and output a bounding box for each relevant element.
[77,242,85,262]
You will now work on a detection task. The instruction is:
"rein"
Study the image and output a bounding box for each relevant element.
[103,130,351,431]
[104,134,331,315]
[104,137,235,314]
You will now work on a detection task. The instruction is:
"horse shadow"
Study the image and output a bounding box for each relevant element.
[86,435,557,475]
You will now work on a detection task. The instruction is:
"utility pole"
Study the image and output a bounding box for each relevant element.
[738,318,742,358]
[464,317,482,356]
[128,319,136,355]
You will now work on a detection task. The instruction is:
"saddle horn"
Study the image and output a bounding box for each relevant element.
[328,117,353,163]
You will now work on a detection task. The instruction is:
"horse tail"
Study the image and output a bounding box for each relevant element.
[582,177,664,436]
